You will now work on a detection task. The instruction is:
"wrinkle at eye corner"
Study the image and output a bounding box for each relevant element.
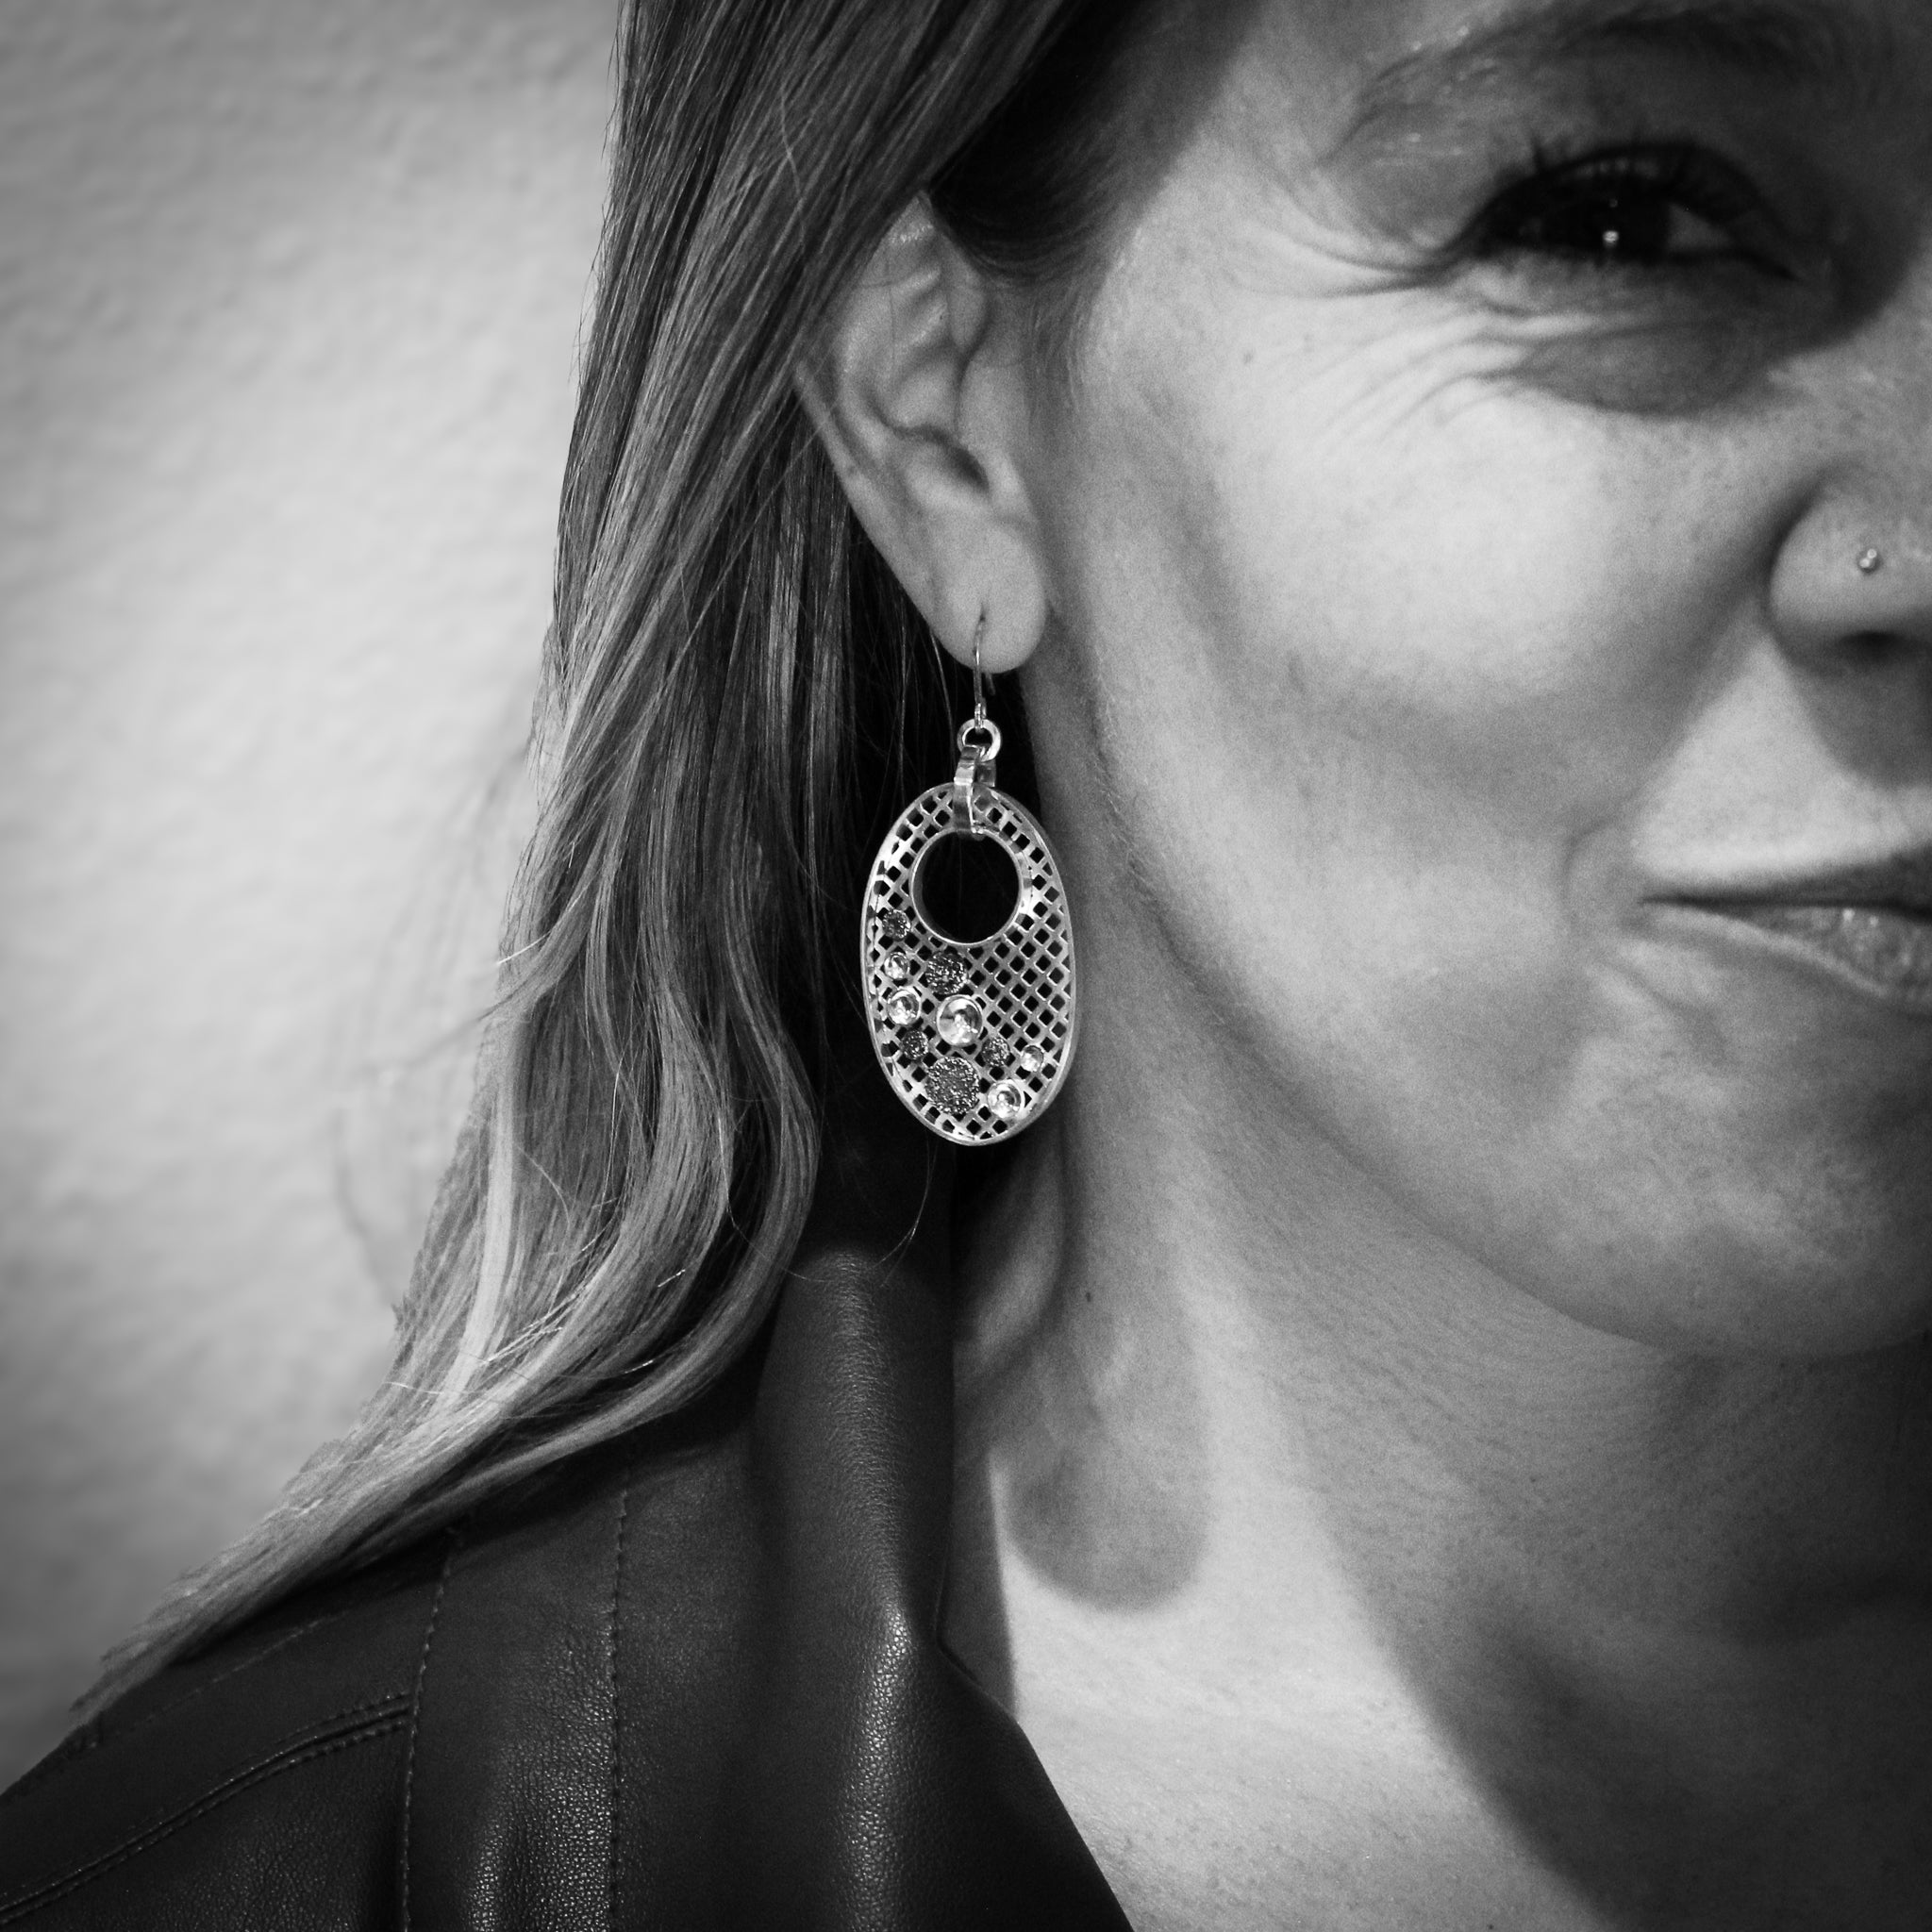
[1224,305,1533,452]
[1287,263,1820,422]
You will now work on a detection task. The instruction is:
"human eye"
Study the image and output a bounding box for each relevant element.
[1467,142,1794,278]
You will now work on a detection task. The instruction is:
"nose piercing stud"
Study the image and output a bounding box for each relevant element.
[1857,547,1884,575]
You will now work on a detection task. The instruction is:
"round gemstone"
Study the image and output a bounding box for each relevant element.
[926,1056,978,1114]
[988,1081,1027,1124]
[923,951,968,996]
[935,995,984,1048]
[884,988,922,1026]
[979,1035,1011,1073]
[875,908,908,942]
[1016,1047,1043,1075]
[881,949,912,984]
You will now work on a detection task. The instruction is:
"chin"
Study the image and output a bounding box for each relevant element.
[1538,1215,1932,1361]
[1474,996,1932,1358]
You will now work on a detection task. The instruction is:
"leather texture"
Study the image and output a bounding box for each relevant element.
[0,1109,1130,1929]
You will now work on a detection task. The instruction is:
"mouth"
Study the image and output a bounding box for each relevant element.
[1661,851,1932,1010]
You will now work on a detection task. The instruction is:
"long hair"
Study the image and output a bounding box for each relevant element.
[92,0,1166,1707]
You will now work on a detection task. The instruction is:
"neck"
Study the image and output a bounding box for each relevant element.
[945,910,1932,1911]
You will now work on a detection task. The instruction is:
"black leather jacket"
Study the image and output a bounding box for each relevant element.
[0,1121,1129,1930]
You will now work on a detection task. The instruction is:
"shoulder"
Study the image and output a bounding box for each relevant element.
[0,1533,442,1930]
[0,1367,760,1932]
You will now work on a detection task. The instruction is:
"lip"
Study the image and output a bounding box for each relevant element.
[1657,849,1932,1011]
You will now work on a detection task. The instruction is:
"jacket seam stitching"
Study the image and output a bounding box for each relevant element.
[0,1689,408,1882]
[0,1707,408,1924]
[398,1529,458,1932]
[0,1611,349,1813]
[606,1476,630,1932]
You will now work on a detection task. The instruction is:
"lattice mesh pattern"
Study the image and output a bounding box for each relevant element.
[861,783,1078,1145]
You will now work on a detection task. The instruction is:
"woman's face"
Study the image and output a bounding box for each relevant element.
[1020,0,1932,1354]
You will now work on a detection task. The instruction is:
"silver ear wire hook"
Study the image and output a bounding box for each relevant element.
[953,609,1000,836]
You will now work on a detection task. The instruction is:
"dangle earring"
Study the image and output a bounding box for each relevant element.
[860,618,1078,1144]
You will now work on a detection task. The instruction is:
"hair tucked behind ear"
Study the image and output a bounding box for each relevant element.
[90,0,1169,1707]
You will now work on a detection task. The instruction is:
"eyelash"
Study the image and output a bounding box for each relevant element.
[1467,141,1788,277]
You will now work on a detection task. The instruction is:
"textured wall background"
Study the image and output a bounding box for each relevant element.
[0,0,615,1781]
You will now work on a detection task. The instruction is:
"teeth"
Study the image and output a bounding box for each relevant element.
[1731,904,1932,997]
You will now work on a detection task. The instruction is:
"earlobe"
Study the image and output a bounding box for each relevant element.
[797,200,1047,677]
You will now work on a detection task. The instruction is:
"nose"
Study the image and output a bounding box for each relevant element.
[1766,325,1932,674]
[1767,514,1932,672]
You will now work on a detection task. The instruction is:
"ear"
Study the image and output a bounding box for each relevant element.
[797,201,1047,676]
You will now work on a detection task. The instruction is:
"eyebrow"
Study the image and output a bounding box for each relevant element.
[1347,0,1905,135]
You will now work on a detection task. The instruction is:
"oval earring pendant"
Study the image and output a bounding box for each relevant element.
[861,733,1077,1145]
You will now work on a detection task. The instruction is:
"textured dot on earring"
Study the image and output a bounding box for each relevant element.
[1857,547,1884,575]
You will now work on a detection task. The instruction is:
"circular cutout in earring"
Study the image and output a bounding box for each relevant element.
[1857,546,1884,575]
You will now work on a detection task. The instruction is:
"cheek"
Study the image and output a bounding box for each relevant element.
[1056,302,1728,1056]
[1175,356,1712,844]
[1041,290,1932,1350]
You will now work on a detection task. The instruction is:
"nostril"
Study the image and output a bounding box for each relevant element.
[1768,517,1932,672]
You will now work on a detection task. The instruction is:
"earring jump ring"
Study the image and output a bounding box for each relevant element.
[958,717,1002,761]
